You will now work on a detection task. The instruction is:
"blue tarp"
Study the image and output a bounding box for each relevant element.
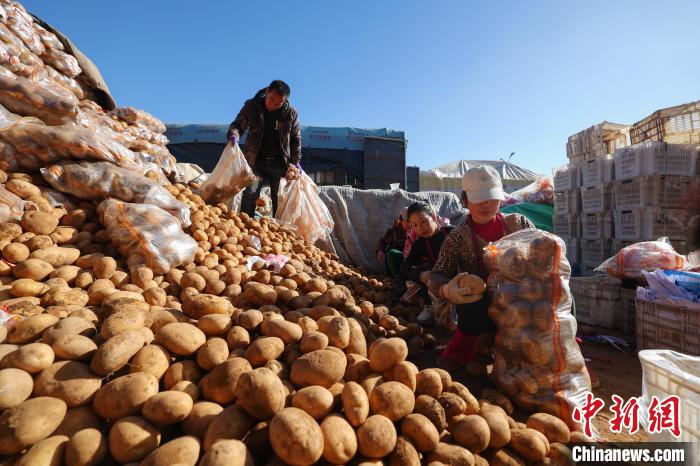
[165,124,406,151]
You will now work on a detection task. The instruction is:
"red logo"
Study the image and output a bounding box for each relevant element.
[647,395,681,438]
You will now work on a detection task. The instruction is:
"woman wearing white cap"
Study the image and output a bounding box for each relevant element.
[422,165,535,369]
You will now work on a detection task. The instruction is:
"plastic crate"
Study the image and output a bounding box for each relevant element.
[581,155,614,188]
[614,175,699,210]
[619,287,637,336]
[637,299,700,355]
[631,100,700,144]
[639,350,700,461]
[580,211,613,240]
[580,182,614,213]
[580,239,613,267]
[554,189,580,215]
[570,276,621,328]
[613,141,698,181]
[614,208,686,241]
[564,237,580,266]
[553,164,580,191]
[553,214,580,238]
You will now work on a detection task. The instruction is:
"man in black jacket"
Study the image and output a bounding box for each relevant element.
[227,80,302,217]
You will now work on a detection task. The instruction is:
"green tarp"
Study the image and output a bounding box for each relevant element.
[500,203,553,232]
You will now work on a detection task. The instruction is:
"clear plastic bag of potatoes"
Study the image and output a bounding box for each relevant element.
[196,142,255,204]
[41,162,190,227]
[0,183,31,222]
[98,198,197,274]
[484,229,591,429]
[277,171,334,244]
[111,106,167,134]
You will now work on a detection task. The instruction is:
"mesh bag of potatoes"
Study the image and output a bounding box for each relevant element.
[98,198,197,274]
[196,142,255,204]
[484,228,591,428]
[110,106,167,134]
[277,171,334,244]
[41,161,190,227]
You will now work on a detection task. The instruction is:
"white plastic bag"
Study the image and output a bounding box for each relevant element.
[196,142,255,204]
[595,238,689,280]
[276,172,334,243]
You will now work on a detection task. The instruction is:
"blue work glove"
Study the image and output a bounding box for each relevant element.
[228,133,239,145]
[294,162,302,171]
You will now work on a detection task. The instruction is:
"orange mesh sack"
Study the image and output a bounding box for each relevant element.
[276,172,334,244]
[595,239,688,280]
[42,162,190,227]
[98,199,197,274]
[196,142,255,204]
[484,229,590,429]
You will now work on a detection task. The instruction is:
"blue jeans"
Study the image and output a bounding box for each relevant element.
[240,157,287,217]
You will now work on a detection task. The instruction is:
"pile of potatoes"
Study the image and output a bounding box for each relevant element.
[0,169,587,465]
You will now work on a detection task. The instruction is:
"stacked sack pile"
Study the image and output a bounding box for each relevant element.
[0,1,590,464]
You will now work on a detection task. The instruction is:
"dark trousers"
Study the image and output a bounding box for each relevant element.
[456,295,495,336]
[240,157,287,217]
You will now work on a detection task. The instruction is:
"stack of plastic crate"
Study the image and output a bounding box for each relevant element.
[612,141,699,255]
[552,164,581,270]
[579,155,615,274]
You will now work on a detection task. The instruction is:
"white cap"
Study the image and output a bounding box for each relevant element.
[461,165,505,203]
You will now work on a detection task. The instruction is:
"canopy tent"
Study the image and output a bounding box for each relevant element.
[420,159,541,194]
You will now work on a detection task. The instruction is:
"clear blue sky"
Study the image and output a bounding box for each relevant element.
[24,0,700,175]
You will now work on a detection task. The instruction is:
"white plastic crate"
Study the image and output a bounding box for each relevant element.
[580,211,613,240]
[570,275,621,328]
[580,239,613,267]
[552,164,580,191]
[580,182,614,213]
[639,350,700,461]
[564,237,580,265]
[614,208,686,241]
[553,214,580,238]
[613,141,699,181]
[554,189,580,215]
[614,175,699,210]
[581,155,614,188]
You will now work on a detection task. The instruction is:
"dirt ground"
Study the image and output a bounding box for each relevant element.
[408,324,649,443]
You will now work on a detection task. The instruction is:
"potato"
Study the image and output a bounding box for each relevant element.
[182,293,231,319]
[21,211,58,235]
[13,258,54,281]
[33,361,101,407]
[40,286,89,308]
[142,391,194,426]
[14,434,69,466]
[244,336,285,367]
[86,279,115,305]
[50,226,79,245]
[479,404,511,448]
[196,337,229,370]
[226,326,251,350]
[100,308,145,339]
[49,265,81,285]
[527,412,570,444]
[269,407,323,465]
[438,392,468,419]
[300,330,328,353]
[414,395,448,432]
[30,246,81,267]
[171,380,200,402]
[427,443,475,466]
[238,309,264,330]
[198,314,232,336]
[341,381,369,428]
[201,357,252,404]
[320,414,357,464]
[203,404,254,451]
[509,428,549,462]
[53,406,102,438]
[90,329,146,375]
[346,317,368,356]
[369,381,415,421]
[164,360,203,389]
[446,382,480,415]
[7,179,41,199]
[130,344,171,379]
[64,428,108,466]
[369,337,407,373]
[290,349,346,388]
[93,372,159,421]
[291,386,334,420]
[42,316,95,345]
[140,436,201,466]
[243,282,277,306]
[0,396,67,455]
[389,361,417,391]
[1,342,54,373]
[108,416,161,464]
[452,414,490,453]
[317,315,350,349]
[356,414,397,459]
[7,313,57,346]
[235,367,286,419]
[3,242,29,263]
[0,368,33,409]
[261,318,303,345]
[199,439,254,466]
[416,369,443,398]
[156,322,206,356]
[481,388,514,416]
[182,401,224,439]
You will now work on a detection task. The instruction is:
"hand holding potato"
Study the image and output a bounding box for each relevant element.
[440,273,485,304]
